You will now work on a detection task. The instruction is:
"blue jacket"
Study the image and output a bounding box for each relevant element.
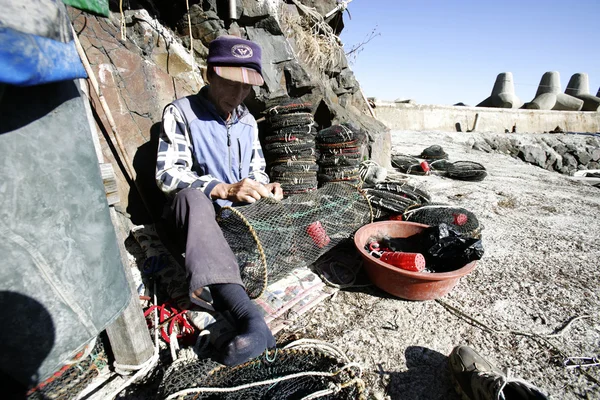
[157,86,267,207]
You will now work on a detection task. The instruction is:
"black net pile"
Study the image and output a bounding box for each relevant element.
[316,124,367,186]
[26,338,107,400]
[157,348,366,400]
[429,160,488,181]
[363,181,431,219]
[403,203,482,237]
[217,182,373,298]
[445,161,487,181]
[420,145,448,160]
[263,99,318,197]
[391,154,428,175]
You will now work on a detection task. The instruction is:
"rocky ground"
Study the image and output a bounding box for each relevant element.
[81,130,599,400]
[285,130,600,399]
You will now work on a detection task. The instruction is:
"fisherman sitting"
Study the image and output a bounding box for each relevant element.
[155,35,282,366]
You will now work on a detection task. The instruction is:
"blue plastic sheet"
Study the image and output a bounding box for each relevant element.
[0,26,87,86]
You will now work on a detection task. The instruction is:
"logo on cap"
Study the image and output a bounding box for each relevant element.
[231,44,253,59]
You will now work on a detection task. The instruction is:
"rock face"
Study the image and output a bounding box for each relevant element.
[472,133,600,174]
[68,1,390,220]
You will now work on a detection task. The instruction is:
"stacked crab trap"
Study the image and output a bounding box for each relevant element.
[316,124,366,186]
[263,99,318,197]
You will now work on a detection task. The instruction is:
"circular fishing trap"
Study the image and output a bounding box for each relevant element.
[217,182,373,298]
[264,130,316,144]
[391,154,427,175]
[372,181,431,204]
[280,183,319,196]
[446,161,487,181]
[428,159,453,172]
[318,165,361,185]
[316,124,367,145]
[264,141,316,155]
[276,176,319,186]
[270,163,319,175]
[268,113,314,129]
[403,203,482,237]
[268,124,316,137]
[420,145,448,160]
[318,153,362,167]
[269,156,318,166]
[264,99,313,116]
[157,347,366,400]
[363,181,431,219]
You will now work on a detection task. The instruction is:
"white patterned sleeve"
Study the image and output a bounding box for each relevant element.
[155,105,219,197]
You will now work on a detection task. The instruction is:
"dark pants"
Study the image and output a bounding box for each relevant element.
[170,189,243,293]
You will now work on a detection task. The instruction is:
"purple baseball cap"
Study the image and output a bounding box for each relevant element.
[207,35,264,86]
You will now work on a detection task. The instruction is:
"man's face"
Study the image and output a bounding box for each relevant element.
[208,72,253,117]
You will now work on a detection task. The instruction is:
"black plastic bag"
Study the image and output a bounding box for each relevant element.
[380,223,484,272]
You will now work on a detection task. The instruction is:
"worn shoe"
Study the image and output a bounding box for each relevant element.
[449,345,548,400]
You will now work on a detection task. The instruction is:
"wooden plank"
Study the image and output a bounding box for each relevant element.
[100,163,120,205]
[105,207,154,367]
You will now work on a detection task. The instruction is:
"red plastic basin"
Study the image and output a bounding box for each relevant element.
[354,221,476,301]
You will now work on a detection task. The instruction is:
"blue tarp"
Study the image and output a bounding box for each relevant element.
[0,26,87,86]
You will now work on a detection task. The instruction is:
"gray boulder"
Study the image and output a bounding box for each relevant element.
[539,141,563,171]
[562,153,579,171]
[518,144,547,168]
[574,149,592,165]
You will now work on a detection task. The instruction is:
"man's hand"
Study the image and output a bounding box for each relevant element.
[211,178,282,203]
[265,182,283,201]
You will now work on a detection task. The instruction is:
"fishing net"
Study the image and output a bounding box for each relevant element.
[264,141,317,155]
[157,342,366,400]
[316,124,366,187]
[264,128,316,144]
[319,152,362,167]
[420,145,448,160]
[316,124,367,146]
[264,101,318,197]
[391,154,427,175]
[269,112,314,129]
[26,337,107,400]
[428,159,453,172]
[363,181,431,219]
[269,156,318,167]
[264,99,313,116]
[318,165,361,185]
[445,161,487,181]
[217,182,373,299]
[403,203,482,237]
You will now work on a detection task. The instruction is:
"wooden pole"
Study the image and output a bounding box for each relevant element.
[105,207,155,367]
[71,25,136,182]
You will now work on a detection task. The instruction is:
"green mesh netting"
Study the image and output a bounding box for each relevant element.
[26,337,107,400]
[217,182,373,298]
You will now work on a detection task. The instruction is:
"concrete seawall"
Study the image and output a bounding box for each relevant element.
[374,102,600,133]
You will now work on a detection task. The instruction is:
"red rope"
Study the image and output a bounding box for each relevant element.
[143,302,196,345]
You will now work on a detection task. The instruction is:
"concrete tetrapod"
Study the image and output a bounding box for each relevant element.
[476,72,522,109]
[565,73,600,112]
[523,71,583,111]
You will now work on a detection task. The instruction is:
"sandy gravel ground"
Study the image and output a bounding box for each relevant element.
[287,130,600,399]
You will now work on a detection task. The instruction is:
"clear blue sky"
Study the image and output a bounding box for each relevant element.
[339,0,600,106]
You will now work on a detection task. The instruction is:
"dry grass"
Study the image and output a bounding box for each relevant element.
[279,1,343,73]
